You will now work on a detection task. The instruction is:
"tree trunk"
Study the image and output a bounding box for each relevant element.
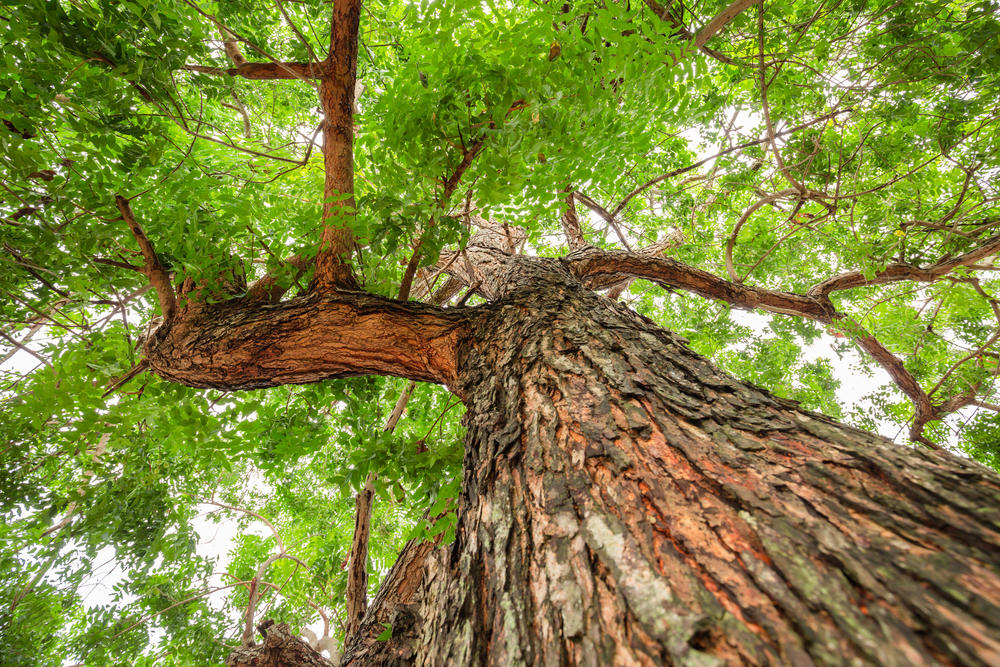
[356,256,1000,666]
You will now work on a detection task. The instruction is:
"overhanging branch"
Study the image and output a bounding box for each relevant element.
[567,247,836,320]
[182,61,324,80]
[809,235,1000,299]
[565,246,950,444]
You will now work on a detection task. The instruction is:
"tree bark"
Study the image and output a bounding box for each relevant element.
[144,291,465,390]
[313,0,362,290]
[349,255,1000,666]
[139,252,1000,665]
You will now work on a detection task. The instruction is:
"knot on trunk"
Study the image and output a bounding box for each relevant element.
[225,620,336,667]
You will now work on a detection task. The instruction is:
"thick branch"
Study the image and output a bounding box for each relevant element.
[694,0,760,49]
[115,196,177,322]
[853,331,937,445]
[182,61,324,79]
[561,189,586,250]
[341,536,437,665]
[345,478,374,642]
[567,247,947,444]
[567,247,836,320]
[644,0,735,64]
[313,0,362,290]
[145,292,465,390]
[809,235,1000,299]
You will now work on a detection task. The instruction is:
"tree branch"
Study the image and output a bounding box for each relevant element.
[275,0,321,64]
[397,139,487,301]
[809,235,1000,299]
[850,330,937,444]
[182,62,324,80]
[115,196,177,322]
[561,189,586,250]
[567,246,836,320]
[566,246,944,444]
[693,0,760,49]
[145,291,467,390]
[313,0,362,291]
[0,330,51,368]
[340,536,437,665]
[609,109,848,220]
[345,477,374,642]
[724,188,798,282]
[573,191,633,250]
[245,253,311,303]
[757,1,805,194]
[102,359,151,398]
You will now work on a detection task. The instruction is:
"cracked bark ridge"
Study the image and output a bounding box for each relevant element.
[395,256,1000,665]
[226,621,335,667]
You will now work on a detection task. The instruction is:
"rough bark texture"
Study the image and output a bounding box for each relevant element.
[144,291,465,390]
[354,256,1000,666]
[313,0,361,290]
[342,537,437,666]
[345,477,374,641]
[141,253,1000,665]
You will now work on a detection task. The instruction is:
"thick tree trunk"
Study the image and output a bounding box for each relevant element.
[356,257,1000,666]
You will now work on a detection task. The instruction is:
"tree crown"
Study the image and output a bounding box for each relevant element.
[2,0,999,662]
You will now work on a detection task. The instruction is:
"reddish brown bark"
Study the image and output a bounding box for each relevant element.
[345,478,374,641]
[339,256,1000,666]
[139,248,1000,665]
[143,291,465,390]
[567,246,836,321]
[114,196,177,322]
[182,62,323,80]
[313,0,362,291]
[561,189,586,250]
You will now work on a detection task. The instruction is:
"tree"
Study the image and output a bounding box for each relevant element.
[2,0,1000,664]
